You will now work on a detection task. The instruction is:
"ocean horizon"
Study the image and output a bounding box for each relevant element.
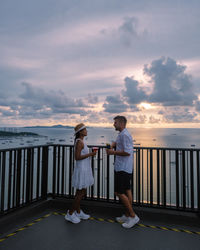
[0,127,200,149]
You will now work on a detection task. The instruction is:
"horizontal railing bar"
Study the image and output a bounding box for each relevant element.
[1,145,200,153]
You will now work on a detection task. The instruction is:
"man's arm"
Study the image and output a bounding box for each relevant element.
[106,149,130,156]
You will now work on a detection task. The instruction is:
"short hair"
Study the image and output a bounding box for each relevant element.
[114,115,127,125]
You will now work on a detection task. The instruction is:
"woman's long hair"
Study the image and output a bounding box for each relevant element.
[74,132,81,146]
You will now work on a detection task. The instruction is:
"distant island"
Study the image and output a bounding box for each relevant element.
[24,125,74,129]
[0,131,39,137]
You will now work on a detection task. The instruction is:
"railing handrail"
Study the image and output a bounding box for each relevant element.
[1,144,200,152]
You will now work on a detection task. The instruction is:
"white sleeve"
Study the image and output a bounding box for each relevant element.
[122,134,133,154]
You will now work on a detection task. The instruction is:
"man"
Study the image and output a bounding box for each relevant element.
[106,116,139,228]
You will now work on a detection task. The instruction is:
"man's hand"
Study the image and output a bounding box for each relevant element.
[111,141,116,149]
[106,149,115,155]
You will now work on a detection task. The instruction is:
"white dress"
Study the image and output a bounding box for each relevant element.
[72,138,94,189]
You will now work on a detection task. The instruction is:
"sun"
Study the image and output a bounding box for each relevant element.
[139,102,152,110]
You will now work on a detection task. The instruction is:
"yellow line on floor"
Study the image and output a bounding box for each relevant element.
[56,211,200,236]
[0,213,52,244]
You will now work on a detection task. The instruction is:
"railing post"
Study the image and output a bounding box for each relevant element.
[182,150,186,209]
[61,146,65,195]
[69,146,73,197]
[157,149,160,206]
[52,146,57,198]
[7,151,13,210]
[36,147,41,199]
[26,149,31,204]
[97,149,101,200]
[41,146,48,199]
[16,149,22,207]
[175,150,180,208]
[197,150,200,212]
[150,149,153,205]
[162,149,166,207]
[0,152,6,213]
[137,148,141,205]
[190,150,194,209]
[57,146,61,195]
[106,154,110,202]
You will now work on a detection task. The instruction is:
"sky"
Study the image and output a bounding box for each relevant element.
[0,0,200,128]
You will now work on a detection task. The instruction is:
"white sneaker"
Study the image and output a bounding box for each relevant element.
[75,210,90,220]
[116,214,128,223]
[122,215,140,228]
[65,211,81,224]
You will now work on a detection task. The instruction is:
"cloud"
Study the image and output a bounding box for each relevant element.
[160,107,198,123]
[128,114,148,124]
[195,100,200,111]
[103,95,128,113]
[102,56,200,117]
[144,57,198,106]
[0,82,89,119]
[0,108,17,117]
[118,17,138,46]
[148,115,160,124]
[100,15,148,48]
[86,94,99,104]
[164,112,198,123]
[122,77,147,104]
[19,82,87,110]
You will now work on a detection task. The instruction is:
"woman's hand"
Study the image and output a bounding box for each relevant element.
[90,151,97,157]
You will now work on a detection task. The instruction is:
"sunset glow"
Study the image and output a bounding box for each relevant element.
[0,1,200,128]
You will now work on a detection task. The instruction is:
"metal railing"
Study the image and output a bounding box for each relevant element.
[0,145,200,214]
[0,146,48,214]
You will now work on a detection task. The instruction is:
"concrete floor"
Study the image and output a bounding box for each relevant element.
[0,199,200,250]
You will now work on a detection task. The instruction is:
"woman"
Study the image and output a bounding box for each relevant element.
[65,123,96,224]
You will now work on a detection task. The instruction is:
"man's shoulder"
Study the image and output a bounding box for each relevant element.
[123,128,132,137]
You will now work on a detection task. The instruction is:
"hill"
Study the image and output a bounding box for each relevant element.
[0,131,39,137]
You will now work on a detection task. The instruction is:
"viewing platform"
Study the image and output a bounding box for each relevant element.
[0,198,200,250]
[0,144,200,249]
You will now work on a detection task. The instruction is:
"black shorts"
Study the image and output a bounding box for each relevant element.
[114,171,132,194]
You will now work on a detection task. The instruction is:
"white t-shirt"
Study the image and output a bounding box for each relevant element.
[114,128,133,174]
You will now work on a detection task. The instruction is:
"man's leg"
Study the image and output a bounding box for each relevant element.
[124,189,134,217]
[117,193,135,217]
[126,189,133,205]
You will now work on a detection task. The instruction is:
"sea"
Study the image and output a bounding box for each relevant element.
[0,127,200,149]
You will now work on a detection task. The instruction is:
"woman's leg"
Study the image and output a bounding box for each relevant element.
[69,189,86,214]
[76,189,86,213]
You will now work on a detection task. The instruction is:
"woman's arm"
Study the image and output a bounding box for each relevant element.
[75,140,96,160]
